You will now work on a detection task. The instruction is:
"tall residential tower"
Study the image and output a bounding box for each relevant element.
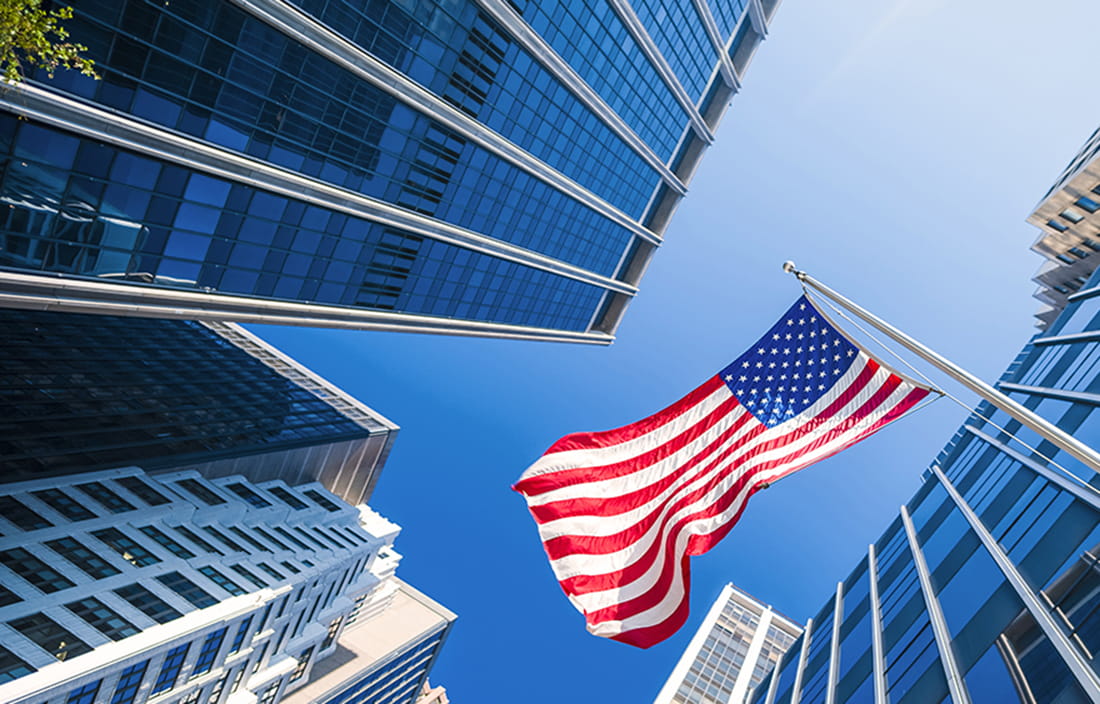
[0,0,780,343]
[655,584,800,704]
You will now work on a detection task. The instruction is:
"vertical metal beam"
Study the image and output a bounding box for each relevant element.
[789,618,814,704]
[472,0,687,195]
[931,463,1100,699]
[763,650,783,704]
[824,583,843,704]
[899,505,972,704]
[689,0,739,88]
[866,545,889,704]
[963,425,1100,513]
[732,608,775,704]
[604,0,714,143]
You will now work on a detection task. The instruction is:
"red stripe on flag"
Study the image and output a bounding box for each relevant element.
[542,376,726,455]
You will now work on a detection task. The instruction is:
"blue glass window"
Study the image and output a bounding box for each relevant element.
[192,627,228,676]
[109,660,149,704]
[152,644,190,694]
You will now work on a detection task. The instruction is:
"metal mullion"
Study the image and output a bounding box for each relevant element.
[931,463,1100,699]
[867,545,888,704]
[899,504,972,704]
[789,618,814,704]
[825,584,842,704]
[605,0,714,143]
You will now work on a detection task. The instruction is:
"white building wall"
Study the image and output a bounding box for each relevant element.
[654,584,801,704]
[0,466,401,704]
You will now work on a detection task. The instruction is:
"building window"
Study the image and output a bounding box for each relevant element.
[151,643,190,694]
[0,496,52,530]
[228,617,253,653]
[1077,195,1100,214]
[227,483,271,508]
[191,627,228,676]
[174,526,223,555]
[108,659,148,704]
[255,604,274,634]
[178,689,204,704]
[206,670,231,704]
[0,584,21,607]
[91,528,161,568]
[31,488,96,521]
[341,527,365,544]
[229,667,246,694]
[65,680,101,704]
[257,680,282,704]
[312,528,342,549]
[65,597,140,640]
[254,527,289,551]
[1061,208,1086,224]
[46,537,123,579]
[302,489,341,512]
[75,481,135,513]
[177,479,227,506]
[289,647,314,682]
[280,561,301,575]
[294,527,327,550]
[268,487,308,510]
[229,526,271,553]
[156,572,217,608]
[116,476,170,506]
[230,565,268,589]
[0,644,35,683]
[1047,218,1069,232]
[257,563,284,581]
[198,566,246,596]
[321,617,342,650]
[251,643,269,673]
[0,547,75,592]
[203,526,247,553]
[114,584,183,624]
[8,613,91,661]
[139,525,196,559]
[274,527,311,550]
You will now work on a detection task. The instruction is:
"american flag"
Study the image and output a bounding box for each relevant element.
[513,295,934,648]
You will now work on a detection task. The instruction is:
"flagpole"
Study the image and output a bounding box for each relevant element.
[783,261,1100,477]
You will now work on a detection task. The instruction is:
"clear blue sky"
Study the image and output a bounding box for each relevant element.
[253,1,1100,701]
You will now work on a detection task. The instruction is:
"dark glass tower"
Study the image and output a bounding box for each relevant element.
[748,263,1100,703]
[0,0,780,343]
[0,309,397,504]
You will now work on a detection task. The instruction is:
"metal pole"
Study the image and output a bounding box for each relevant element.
[782,261,1100,477]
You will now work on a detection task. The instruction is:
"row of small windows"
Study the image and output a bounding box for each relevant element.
[1046,185,1100,234]
[0,475,351,536]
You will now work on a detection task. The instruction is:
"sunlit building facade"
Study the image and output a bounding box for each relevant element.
[655,583,800,704]
[0,309,397,504]
[0,0,780,343]
[751,267,1100,704]
[0,466,452,704]
[1029,125,1100,329]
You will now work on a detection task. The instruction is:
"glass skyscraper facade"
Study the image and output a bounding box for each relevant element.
[0,0,780,343]
[749,272,1100,703]
[0,309,397,504]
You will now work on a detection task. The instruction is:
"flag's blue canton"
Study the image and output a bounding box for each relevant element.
[719,296,859,427]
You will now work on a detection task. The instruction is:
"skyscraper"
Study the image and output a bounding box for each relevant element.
[1029,125,1100,328]
[0,308,397,504]
[655,584,801,704]
[748,143,1100,704]
[0,467,453,704]
[0,0,780,343]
